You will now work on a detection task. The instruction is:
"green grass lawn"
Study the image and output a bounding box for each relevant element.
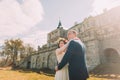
[0,68,111,80]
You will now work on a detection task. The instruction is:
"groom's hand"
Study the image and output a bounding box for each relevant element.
[55,66,58,72]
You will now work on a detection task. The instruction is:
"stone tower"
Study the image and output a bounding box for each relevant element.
[47,20,67,46]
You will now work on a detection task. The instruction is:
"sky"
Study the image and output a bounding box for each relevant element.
[0,0,120,49]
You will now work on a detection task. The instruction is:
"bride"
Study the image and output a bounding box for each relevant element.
[55,39,69,80]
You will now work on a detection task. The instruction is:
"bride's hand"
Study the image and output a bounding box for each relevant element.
[65,39,68,43]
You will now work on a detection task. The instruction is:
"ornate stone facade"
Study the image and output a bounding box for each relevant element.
[47,27,67,46]
[19,6,120,71]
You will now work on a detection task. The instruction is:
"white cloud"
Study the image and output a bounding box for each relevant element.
[0,0,44,37]
[0,29,48,49]
[22,30,48,49]
[0,0,45,47]
[91,0,120,15]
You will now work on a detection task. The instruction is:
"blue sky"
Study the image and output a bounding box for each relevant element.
[39,0,94,30]
[0,0,120,48]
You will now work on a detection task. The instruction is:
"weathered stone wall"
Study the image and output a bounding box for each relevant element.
[30,45,57,70]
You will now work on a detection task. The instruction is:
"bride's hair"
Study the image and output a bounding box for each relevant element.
[58,39,66,48]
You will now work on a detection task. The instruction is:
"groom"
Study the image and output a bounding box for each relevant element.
[55,30,89,80]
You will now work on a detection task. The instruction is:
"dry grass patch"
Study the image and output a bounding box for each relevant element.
[0,68,114,80]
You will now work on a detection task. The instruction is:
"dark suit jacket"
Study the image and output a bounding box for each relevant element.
[58,40,89,80]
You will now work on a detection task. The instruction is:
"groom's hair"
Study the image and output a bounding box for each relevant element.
[68,29,78,36]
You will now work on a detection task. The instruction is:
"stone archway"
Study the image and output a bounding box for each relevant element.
[104,48,120,63]
[27,61,31,69]
[47,52,57,69]
[47,53,53,68]
[91,48,120,75]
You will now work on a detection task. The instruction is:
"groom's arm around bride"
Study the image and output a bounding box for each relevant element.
[57,40,74,70]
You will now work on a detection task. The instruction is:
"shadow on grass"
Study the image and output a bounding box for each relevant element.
[12,68,55,77]
[11,63,120,79]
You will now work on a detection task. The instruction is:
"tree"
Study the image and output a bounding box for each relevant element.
[3,39,24,68]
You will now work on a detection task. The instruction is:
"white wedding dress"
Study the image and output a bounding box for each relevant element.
[55,43,69,80]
